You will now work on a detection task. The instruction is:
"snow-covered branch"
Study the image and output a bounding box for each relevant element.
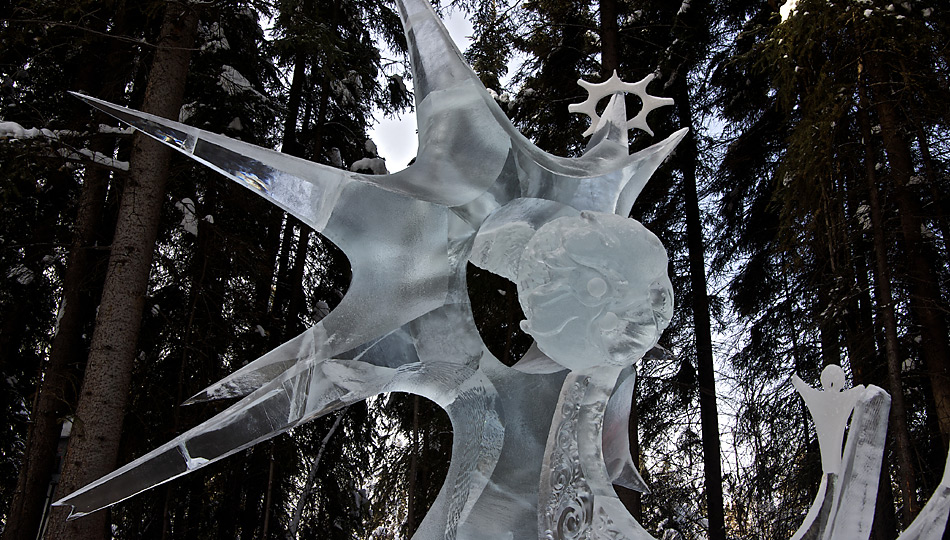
[1,120,132,172]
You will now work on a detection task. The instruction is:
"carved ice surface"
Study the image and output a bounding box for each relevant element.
[792,365,866,476]
[787,366,950,540]
[58,0,686,536]
[517,211,672,372]
[60,0,950,536]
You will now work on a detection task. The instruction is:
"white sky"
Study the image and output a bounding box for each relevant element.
[368,11,474,172]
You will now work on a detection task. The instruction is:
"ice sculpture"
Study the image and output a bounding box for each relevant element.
[60,0,950,531]
[791,365,890,540]
[788,366,950,539]
[57,0,688,536]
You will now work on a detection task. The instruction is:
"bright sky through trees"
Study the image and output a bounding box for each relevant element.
[369,11,474,171]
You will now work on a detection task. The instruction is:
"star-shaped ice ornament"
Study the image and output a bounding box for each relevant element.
[57,0,686,536]
[568,70,675,137]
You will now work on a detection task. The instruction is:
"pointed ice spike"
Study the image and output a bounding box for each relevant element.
[603,370,650,493]
[184,329,314,404]
[392,0,480,102]
[53,357,358,518]
[70,92,350,231]
[55,347,430,519]
[72,92,502,211]
[584,93,629,153]
[613,127,688,216]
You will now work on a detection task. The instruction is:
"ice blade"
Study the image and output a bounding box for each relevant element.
[69,92,350,231]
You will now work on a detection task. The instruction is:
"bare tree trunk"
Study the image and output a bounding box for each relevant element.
[858,66,920,522]
[662,0,725,536]
[43,4,199,538]
[599,0,619,76]
[288,412,345,538]
[262,448,277,539]
[407,395,421,536]
[5,171,109,540]
[3,14,137,534]
[678,109,727,540]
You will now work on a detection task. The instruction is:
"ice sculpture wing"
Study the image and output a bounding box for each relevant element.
[896,447,950,540]
[55,314,497,519]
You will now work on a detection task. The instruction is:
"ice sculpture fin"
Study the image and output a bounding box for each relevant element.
[541,369,659,540]
[614,127,688,217]
[603,370,650,493]
[69,92,352,231]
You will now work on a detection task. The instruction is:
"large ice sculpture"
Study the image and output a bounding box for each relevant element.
[57,0,687,536]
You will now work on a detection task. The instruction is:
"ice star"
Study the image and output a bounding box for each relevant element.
[59,0,686,537]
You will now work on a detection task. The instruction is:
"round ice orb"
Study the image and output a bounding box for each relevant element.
[516,211,673,371]
[587,277,608,298]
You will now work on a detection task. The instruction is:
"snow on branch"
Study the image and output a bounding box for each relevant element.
[1,120,131,171]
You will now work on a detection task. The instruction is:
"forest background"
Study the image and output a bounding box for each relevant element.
[0,0,948,538]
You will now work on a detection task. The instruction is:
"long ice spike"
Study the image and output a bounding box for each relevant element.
[70,92,352,231]
[53,357,396,518]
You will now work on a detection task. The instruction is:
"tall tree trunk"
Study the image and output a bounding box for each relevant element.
[660,0,725,536]
[2,13,137,534]
[858,66,920,522]
[677,102,727,540]
[407,395,421,535]
[865,54,950,451]
[261,447,277,539]
[43,4,199,538]
[289,412,345,537]
[5,170,110,540]
[240,448,269,540]
[599,0,619,76]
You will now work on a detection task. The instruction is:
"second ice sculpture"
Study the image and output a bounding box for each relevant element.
[791,365,889,540]
[57,0,687,537]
